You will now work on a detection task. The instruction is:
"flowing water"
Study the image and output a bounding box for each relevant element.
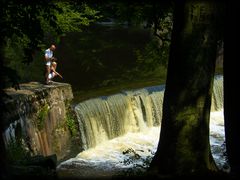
[57,75,227,178]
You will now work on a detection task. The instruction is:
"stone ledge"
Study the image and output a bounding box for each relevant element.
[2,81,75,161]
[3,81,73,102]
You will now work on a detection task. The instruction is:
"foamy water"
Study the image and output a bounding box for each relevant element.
[209,110,228,169]
[57,110,226,178]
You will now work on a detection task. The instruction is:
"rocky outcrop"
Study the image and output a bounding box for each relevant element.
[2,82,74,161]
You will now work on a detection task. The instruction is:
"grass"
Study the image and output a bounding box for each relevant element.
[72,75,166,104]
[72,65,223,105]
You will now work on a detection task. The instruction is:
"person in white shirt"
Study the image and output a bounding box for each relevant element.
[44,44,56,84]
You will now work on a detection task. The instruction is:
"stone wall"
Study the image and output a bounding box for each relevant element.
[2,82,74,161]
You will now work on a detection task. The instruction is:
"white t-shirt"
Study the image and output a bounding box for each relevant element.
[45,48,53,66]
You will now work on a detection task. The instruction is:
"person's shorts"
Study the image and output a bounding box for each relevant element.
[48,72,56,79]
[46,61,51,66]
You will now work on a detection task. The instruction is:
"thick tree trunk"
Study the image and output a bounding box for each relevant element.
[224,1,240,176]
[149,1,223,176]
[0,45,9,179]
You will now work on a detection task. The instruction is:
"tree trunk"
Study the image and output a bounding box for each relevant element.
[149,0,223,176]
[224,1,240,176]
[0,45,9,179]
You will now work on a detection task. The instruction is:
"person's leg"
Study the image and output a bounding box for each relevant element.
[52,62,57,70]
[45,65,50,84]
[48,72,54,83]
[51,62,57,79]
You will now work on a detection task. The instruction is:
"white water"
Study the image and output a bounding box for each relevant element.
[58,127,160,178]
[209,110,227,169]
[57,76,226,178]
[75,85,165,150]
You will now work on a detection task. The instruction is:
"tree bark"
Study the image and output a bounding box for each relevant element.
[224,1,240,176]
[0,45,9,179]
[149,0,223,176]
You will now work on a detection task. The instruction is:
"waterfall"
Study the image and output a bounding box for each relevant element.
[75,75,223,150]
[75,85,165,150]
[57,75,225,178]
[211,75,224,111]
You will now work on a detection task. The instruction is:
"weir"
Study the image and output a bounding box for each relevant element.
[57,75,225,178]
[75,75,223,150]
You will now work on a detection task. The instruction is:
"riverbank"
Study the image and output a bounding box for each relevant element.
[72,77,165,104]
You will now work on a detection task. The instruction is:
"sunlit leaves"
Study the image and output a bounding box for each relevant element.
[1,0,102,86]
[55,2,101,32]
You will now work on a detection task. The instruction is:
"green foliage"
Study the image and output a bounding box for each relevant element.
[37,104,49,130]
[1,0,59,87]
[5,121,28,163]
[134,39,169,72]
[1,0,59,58]
[65,111,78,137]
[1,0,101,86]
[3,34,44,84]
[55,2,102,33]
[96,1,173,44]
[6,139,30,164]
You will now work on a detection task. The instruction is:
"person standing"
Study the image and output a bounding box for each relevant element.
[44,44,56,84]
